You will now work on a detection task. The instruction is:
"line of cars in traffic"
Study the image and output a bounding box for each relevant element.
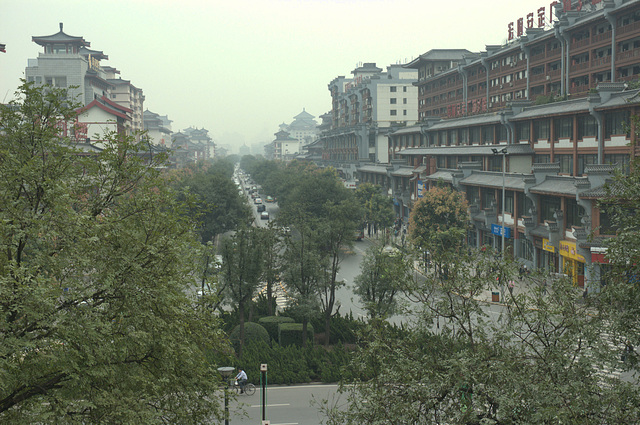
[235,169,272,221]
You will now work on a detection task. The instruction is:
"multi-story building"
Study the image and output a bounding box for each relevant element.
[318,63,418,180]
[355,0,640,293]
[25,23,145,142]
[104,67,145,138]
[143,110,172,147]
[183,127,215,159]
[267,130,300,161]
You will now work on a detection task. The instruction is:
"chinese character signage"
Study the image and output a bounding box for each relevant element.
[491,224,512,239]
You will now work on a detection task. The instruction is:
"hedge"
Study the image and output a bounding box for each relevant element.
[279,323,314,347]
[229,322,270,354]
[258,316,295,342]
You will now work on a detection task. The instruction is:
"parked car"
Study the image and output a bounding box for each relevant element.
[260,211,269,220]
[257,204,266,212]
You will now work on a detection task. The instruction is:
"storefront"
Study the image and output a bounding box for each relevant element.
[559,240,585,287]
[541,238,559,274]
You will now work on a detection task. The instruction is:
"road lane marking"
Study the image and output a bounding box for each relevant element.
[249,403,291,408]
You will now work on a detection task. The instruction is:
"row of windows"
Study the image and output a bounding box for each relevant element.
[395,111,630,148]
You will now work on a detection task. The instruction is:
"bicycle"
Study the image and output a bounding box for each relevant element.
[231,380,256,396]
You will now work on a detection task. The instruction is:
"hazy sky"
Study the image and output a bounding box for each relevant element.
[2,0,549,152]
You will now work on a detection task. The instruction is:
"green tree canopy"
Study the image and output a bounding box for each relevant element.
[0,82,229,424]
[409,185,469,260]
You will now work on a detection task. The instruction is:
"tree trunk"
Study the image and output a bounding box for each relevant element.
[238,303,245,358]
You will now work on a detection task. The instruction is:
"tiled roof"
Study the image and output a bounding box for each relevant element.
[529,176,587,196]
[459,171,528,190]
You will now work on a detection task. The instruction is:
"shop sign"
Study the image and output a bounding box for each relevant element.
[491,224,511,239]
[542,238,555,253]
[417,180,424,198]
[559,240,584,262]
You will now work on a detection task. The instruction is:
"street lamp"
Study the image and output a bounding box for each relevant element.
[492,147,508,256]
[217,366,235,425]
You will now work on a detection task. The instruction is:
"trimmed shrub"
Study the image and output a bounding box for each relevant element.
[279,323,314,347]
[258,316,295,342]
[229,322,270,354]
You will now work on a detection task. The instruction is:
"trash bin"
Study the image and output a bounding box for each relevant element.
[491,291,500,302]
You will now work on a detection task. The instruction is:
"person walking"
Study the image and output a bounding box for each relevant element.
[235,368,248,393]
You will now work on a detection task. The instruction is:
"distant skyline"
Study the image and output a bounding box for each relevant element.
[2,0,550,153]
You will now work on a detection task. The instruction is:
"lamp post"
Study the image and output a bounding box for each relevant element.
[492,147,508,256]
[217,366,235,425]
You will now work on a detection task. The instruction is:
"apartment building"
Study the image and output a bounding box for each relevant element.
[318,63,418,180]
[355,0,640,293]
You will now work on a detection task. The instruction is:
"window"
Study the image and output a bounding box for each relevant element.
[469,127,480,144]
[540,196,561,222]
[390,98,397,104]
[554,117,573,140]
[403,110,407,116]
[390,86,397,92]
[577,154,597,175]
[466,187,479,204]
[565,198,584,229]
[535,154,550,163]
[605,153,630,174]
[517,192,534,216]
[497,125,508,143]
[518,232,534,261]
[578,115,598,139]
[504,190,514,214]
[390,110,397,116]
[403,98,407,104]
[488,155,502,172]
[605,111,630,137]
[534,119,550,140]
[482,126,494,144]
[403,86,407,92]
[516,122,530,142]
[556,154,573,174]
[482,188,496,208]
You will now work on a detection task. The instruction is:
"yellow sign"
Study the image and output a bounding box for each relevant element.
[558,240,584,262]
[542,238,555,253]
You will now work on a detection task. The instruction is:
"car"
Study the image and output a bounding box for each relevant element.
[265,196,274,203]
[260,211,269,220]
[257,204,266,212]
[254,198,262,204]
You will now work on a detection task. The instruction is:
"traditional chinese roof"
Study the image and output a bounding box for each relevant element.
[79,46,108,60]
[32,23,89,48]
[459,171,528,190]
[529,176,588,196]
[77,97,130,121]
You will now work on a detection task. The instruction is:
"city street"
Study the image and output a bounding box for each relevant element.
[222,383,341,425]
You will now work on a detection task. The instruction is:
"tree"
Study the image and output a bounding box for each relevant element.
[172,160,250,243]
[317,197,361,346]
[409,185,469,278]
[353,244,412,319]
[599,114,640,363]
[261,223,283,316]
[280,206,322,346]
[320,248,640,424]
[219,225,265,358]
[0,82,229,423]
[355,183,395,241]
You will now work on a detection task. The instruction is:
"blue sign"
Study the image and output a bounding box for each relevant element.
[417,180,424,198]
[491,224,511,239]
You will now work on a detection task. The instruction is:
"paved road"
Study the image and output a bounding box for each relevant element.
[223,383,341,425]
